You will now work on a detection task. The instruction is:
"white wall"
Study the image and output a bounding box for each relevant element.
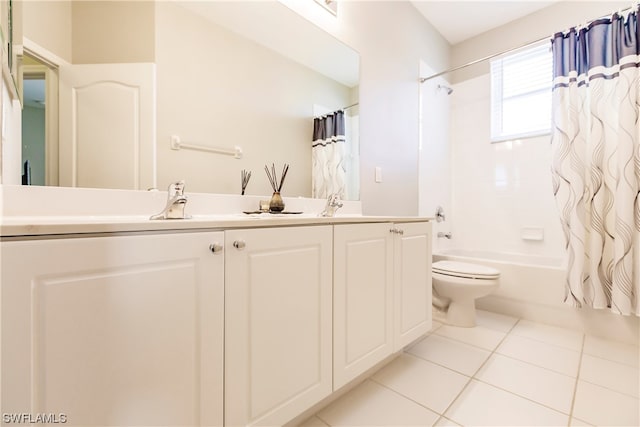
[22,0,72,64]
[451,1,630,81]
[347,2,450,215]
[418,61,453,252]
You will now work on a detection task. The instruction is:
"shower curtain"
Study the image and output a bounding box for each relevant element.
[551,8,640,315]
[312,110,346,199]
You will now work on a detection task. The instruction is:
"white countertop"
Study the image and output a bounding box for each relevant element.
[1,214,432,238]
[1,185,431,238]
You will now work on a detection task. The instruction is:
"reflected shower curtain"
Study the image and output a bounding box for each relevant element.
[312,111,346,199]
[551,9,640,315]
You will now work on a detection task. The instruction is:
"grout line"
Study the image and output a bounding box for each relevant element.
[580,348,640,370]
[369,376,445,416]
[433,317,521,424]
[468,317,521,376]
[567,333,586,425]
[466,318,579,421]
[492,348,579,379]
[406,342,486,378]
[470,375,572,417]
[508,330,584,353]
[312,414,331,427]
[577,376,640,399]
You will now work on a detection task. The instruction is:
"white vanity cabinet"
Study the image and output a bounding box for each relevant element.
[333,221,432,389]
[1,232,224,427]
[224,225,333,427]
[392,221,433,350]
[333,222,394,389]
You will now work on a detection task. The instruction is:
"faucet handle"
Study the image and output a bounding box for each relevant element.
[329,193,343,207]
[168,180,186,197]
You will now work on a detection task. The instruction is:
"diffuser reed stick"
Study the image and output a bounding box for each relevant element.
[264,163,289,193]
[241,169,251,195]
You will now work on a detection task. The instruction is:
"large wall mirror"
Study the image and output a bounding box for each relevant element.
[17,1,360,199]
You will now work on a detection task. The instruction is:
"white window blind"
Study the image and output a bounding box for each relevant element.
[491,43,552,142]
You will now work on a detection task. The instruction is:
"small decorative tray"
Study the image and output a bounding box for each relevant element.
[243,211,303,215]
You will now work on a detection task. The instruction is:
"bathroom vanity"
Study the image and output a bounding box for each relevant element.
[1,187,432,427]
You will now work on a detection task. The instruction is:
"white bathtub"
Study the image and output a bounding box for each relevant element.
[433,249,639,344]
[433,249,566,308]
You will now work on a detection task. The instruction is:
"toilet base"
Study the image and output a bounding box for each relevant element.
[445,298,477,328]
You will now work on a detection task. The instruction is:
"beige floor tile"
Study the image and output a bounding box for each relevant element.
[573,380,640,427]
[583,335,639,368]
[373,353,469,414]
[475,310,519,333]
[496,333,581,376]
[434,324,506,351]
[408,333,491,376]
[580,354,639,398]
[511,319,583,351]
[476,353,575,414]
[316,380,439,426]
[445,379,568,426]
[434,416,461,426]
[297,415,329,427]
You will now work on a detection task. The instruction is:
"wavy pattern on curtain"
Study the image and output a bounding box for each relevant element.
[551,8,640,315]
[312,111,346,199]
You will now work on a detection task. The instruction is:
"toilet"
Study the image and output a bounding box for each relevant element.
[432,260,500,327]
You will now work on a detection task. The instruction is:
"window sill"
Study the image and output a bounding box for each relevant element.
[491,130,551,143]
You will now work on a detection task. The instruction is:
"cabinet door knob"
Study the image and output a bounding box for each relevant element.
[390,228,397,234]
[398,229,404,235]
[209,243,223,253]
[233,240,246,250]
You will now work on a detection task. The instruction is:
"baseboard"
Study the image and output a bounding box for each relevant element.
[477,295,639,345]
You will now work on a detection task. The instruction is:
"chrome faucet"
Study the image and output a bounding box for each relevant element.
[320,193,344,217]
[150,181,191,220]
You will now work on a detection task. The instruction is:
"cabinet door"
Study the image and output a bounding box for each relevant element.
[224,226,333,427]
[1,232,224,427]
[394,222,432,350]
[333,223,394,390]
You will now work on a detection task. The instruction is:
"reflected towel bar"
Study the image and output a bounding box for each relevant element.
[170,135,243,159]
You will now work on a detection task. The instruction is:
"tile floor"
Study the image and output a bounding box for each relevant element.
[300,310,640,426]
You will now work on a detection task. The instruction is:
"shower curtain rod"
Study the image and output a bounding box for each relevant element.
[419,2,638,84]
[314,102,359,119]
[419,36,547,83]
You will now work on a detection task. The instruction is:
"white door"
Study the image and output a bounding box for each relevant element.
[224,226,333,426]
[394,222,432,350]
[1,232,223,426]
[333,223,394,389]
[59,63,156,190]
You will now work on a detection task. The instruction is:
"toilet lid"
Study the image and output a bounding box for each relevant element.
[433,260,500,279]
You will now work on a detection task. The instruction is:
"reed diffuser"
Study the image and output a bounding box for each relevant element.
[264,163,289,212]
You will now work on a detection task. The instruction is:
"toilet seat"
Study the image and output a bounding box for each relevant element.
[432,260,500,280]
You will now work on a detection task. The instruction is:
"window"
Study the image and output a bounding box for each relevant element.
[490,43,552,142]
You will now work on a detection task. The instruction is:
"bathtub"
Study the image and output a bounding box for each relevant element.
[433,249,566,308]
[432,249,639,344]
